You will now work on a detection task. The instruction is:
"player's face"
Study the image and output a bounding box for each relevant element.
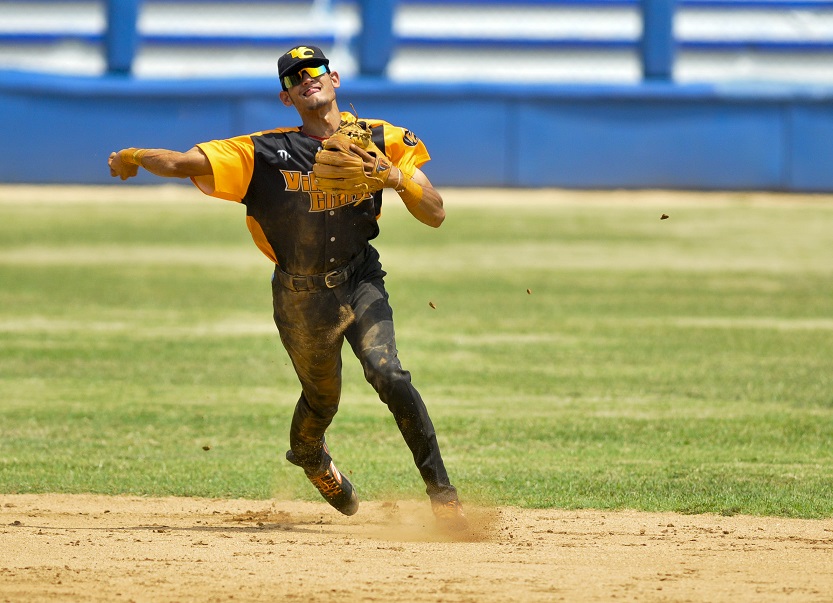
[280,65,339,110]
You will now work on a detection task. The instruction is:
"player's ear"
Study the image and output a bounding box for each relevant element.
[330,70,340,88]
[279,90,293,107]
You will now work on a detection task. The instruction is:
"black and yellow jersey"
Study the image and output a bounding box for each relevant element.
[190,112,430,274]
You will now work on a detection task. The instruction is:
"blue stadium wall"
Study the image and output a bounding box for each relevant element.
[2,69,833,191]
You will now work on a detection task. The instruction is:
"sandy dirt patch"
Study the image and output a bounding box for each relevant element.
[1,494,832,603]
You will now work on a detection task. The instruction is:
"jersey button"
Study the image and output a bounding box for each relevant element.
[329,258,335,263]
[330,237,335,242]
[329,210,335,216]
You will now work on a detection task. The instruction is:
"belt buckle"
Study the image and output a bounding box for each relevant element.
[324,269,342,289]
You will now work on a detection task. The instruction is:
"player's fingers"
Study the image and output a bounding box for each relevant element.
[349,144,373,161]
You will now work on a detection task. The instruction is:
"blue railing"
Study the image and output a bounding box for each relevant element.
[6,0,833,81]
[5,0,833,65]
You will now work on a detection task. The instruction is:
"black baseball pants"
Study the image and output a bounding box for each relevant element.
[271,244,459,504]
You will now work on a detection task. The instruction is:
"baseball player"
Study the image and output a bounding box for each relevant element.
[108,45,467,531]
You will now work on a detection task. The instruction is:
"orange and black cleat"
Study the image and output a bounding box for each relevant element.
[432,498,469,531]
[286,447,359,516]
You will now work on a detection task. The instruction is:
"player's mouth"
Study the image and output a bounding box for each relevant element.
[302,85,321,98]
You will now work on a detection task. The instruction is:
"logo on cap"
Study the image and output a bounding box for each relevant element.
[288,46,315,59]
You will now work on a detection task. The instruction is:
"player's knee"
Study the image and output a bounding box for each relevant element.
[364,357,410,396]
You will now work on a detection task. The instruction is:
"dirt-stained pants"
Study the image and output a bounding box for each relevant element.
[271,245,458,504]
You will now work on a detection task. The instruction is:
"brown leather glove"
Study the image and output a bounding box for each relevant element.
[313,119,392,196]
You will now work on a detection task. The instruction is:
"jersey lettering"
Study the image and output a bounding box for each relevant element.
[281,169,373,212]
[282,170,302,190]
[281,169,316,192]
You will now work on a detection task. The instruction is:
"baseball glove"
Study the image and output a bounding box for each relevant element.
[313,119,392,196]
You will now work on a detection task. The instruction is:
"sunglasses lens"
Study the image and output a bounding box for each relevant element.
[282,64,329,88]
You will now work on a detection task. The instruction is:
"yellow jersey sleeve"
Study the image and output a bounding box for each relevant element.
[383,125,431,178]
[343,113,430,179]
[191,134,257,202]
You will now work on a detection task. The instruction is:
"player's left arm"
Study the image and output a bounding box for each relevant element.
[350,144,444,228]
[388,165,445,228]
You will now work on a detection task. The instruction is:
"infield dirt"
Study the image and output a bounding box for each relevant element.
[2,494,832,603]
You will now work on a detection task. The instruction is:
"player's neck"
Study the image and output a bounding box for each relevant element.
[298,104,342,139]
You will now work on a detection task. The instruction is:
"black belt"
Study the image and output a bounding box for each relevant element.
[275,250,365,292]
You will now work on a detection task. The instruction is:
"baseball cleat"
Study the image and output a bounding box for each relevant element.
[286,449,359,516]
[432,498,469,531]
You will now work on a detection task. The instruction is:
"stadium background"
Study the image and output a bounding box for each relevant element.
[1,0,833,191]
[2,5,832,600]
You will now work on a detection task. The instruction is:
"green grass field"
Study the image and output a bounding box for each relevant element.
[1,186,831,518]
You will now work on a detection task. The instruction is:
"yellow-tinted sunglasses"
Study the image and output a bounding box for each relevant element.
[282,64,330,89]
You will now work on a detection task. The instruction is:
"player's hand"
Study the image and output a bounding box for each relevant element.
[348,143,396,188]
[348,144,376,171]
[108,150,139,180]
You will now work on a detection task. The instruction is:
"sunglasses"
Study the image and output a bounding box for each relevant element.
[282,64,330,89]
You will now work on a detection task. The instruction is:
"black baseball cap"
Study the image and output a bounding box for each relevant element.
[278,45,330,89]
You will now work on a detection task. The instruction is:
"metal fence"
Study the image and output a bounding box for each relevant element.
[2,0,833,84]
